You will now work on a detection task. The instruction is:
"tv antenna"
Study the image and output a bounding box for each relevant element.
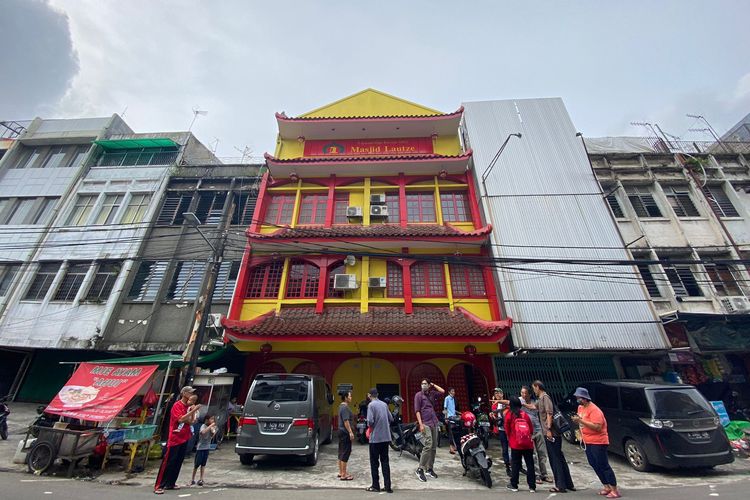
[189,107,208,132]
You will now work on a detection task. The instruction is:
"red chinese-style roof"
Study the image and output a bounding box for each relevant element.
[275,107,464,123]
[247,224,491,241]
[264,151,472,165]
[223,306,511,343]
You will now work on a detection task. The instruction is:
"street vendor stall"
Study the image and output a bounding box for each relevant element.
[25,362,158,476]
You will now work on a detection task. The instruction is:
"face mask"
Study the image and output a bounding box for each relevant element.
[421,384,429,391]
[576,398,586,405]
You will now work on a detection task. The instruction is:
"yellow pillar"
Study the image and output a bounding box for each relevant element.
[434,176,444,225]
[363,177,371,226]
[290,179,303,228]
[444,262,454,311]
[275,258,290,313]
[360,256,370,313]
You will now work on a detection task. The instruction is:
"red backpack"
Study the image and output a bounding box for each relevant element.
[512,414,533,448]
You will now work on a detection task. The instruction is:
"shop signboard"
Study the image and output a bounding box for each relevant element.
[45,363,158,422]
[304,138,434,157]
[710,400,731,427]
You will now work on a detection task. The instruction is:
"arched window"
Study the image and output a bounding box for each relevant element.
[327,263,346,298]
[410,262,445,297]
[449,264,486,297]
[386,262,403,297]
[286,260,320,298]
[246,261,284,298]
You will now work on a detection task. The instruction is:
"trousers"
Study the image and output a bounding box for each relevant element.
[418,424,438,471]
[369,441,391,490]
[155,441,187,490]
[585,444,617,486]
[545,436,575,491]
[532,431,549,478]
[510,448,536,490]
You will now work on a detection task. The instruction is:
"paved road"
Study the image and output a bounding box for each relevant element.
[2,472,749,500]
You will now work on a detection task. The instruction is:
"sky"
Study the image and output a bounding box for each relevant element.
[2,0,749,158]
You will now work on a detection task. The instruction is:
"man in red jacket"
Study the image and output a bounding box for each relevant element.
[155,386,201,494]
[504,396,536,492]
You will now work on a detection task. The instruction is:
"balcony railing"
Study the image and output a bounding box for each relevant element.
[647,138,750,155]
[97,150,179,167]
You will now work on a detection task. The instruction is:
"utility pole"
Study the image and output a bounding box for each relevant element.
[182,203,232,385]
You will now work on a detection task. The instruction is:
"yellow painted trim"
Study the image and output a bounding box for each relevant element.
[434,176,444,225]
[276,258,290,313]
[360,256,369,313]
[363,178,371,226]
[412,298,450,304]
[232,341,501,354]
[290,179,303,228]
[279,299,317,305]
[299,88,443,118]
[444,262,454,311]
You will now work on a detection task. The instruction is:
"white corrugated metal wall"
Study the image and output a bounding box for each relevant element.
[462,98,669,350]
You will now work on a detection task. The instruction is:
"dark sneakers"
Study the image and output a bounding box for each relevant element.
[426,469,438,479]
[507,484,519,492]
[415,468,427,482]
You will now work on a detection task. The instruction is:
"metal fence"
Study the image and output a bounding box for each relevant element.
[97,150,179,167]
[647,138,750,155]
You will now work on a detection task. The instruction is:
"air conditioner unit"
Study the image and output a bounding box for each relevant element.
[732,297,750,312]
[333,274,358,290]
[370,205,389,218]
[370,193,386,205]
[346,206,363,218]
[368,277,387,288]
[720,298,736,313]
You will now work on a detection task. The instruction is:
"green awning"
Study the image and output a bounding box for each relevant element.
[87,349,226,369]
[94,138,179,150]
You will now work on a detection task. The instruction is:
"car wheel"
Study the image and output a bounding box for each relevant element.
[305,433,319,466]
[624,438,652,472]
[239,453,254,466]
[28,441,55,474]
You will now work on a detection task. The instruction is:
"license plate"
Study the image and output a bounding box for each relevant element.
[480,422,490,427]
[262,421,286,431]
[414,432,423,440]
[357,423,367,429]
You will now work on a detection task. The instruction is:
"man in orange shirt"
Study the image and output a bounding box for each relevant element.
[570,387,621,499]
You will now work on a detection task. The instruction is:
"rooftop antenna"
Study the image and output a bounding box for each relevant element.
[233,145,253,163]
[189,107,208,132]
[209,137,220,155]
[120,105,128,119]
[686,113,730,153]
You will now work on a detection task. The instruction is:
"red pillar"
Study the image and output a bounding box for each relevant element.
[249,171,270,233]
[466,168,483,230]
[398,173,407,227]
[324,175,336,227]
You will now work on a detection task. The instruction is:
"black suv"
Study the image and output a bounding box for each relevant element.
[558,380,734,471]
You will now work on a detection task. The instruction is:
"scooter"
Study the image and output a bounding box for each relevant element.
[388,395,423,459]
[450,411,492,488]
[356,398,369,444]
[0,396,10,440]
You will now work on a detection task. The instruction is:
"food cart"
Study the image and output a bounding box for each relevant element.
[26,425,103,476]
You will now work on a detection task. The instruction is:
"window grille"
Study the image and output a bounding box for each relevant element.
[661,256,703,297]
[636,264,662,297]
[665,186,700,217]
[246,262,284,298]
[406,192,436,223]
[449,264,486,297]
[333,193,349,224]
[626,186,663,218]
[385,193,400,223]
[605,192,625,218]
[0,264,20,297]
[703,185,739,218]
[297,193,328,225]
[386,262,403,297]
[53,263,90,301]
[411,262,445,297]
[86,262,121,302]
[285,261,320,298]
[440,192,470,222]
[24,262,61,301]
[128,261,168,301]
[264,194,295,226]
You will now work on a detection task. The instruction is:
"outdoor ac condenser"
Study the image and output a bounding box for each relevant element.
[369,205,389,218]
[333,274,358,290]
[346,206,363,218]
[370,193,386,205]
[368,277,387,288]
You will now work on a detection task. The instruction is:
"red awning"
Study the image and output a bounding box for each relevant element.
[45,363,158,422]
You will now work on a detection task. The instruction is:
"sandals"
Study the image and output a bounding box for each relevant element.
[154,490,165,495]
[340,475,354,481]
[606,491,621,499]
[366,486,380,492]
[599,489,612,496]
[549,487,568,493]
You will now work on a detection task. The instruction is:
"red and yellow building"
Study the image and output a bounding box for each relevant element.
[224,89,511,417]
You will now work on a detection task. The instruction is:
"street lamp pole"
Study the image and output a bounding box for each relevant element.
[182,211,227,385]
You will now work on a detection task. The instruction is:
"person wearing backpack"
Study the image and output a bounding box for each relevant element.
[504,396,536,492]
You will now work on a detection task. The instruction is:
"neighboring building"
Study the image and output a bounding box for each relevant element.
[0,116,131,398]
[721,112,750,143]
[587,135,750,410]
[460,98,671,400]
[101,162,262,353]
[223,89,512,416]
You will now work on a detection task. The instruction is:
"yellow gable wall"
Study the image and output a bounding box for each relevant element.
[301,88,442,118]
[275,89,462,159]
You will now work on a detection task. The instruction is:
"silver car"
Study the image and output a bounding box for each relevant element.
[236,374,333,466]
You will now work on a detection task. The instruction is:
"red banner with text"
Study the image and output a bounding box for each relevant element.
[304,137,433,157]
[45,363,158,422]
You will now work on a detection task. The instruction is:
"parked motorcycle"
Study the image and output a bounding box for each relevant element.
[388,395,423,459]
[450,410,492,488]
[0,396,10,440]
[472,397,491,450]
[356,398,369,444]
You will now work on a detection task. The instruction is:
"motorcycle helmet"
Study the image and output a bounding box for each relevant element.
[391,395,403,407]
[461,410,476,428]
